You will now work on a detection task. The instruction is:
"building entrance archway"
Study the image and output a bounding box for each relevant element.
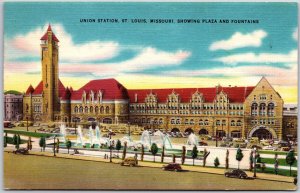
[248,126,277,140]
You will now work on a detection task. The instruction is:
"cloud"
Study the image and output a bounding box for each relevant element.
[60,47,191,76]
[214,50,297,65]
[209,30,267,51]
[293,28,298,41]
[4,23,191,76]
[6,23,120,63]
[161,63,297,86]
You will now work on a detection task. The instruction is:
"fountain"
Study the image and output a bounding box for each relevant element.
[138,130,173,149]
[76,126,84,147]
[152,130,173,149]
[88,126,94,146]
[59,124,67,142]
[186,133,199,146]
[120,135,136,147]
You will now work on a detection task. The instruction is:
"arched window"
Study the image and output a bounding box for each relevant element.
[199,119,204,125]
[231,120,235,126]
[259,103,266,116]
[105,106,109,114]
[100,106,104,114]
[95,106,99,113]
[90,106,93,113]
[267,103,275,116]
[159,118,163,124]
[190,119,194,125]
[204,119,209,125]
[176,118,180,124]
[79,106,83,113]
[75,106,79,113]
[216,120,220,126]
[171,118,175,124]
[251,103,258,116]
[236,120,242,126]
[84,106,88,113]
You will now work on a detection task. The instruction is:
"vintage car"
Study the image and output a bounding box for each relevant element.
[13,148,29,155]
[120,157,138,167]
[224,169,248,179]
[162,163,182,172]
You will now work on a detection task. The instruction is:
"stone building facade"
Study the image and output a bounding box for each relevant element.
[23,25,297,140]
[282,104,298,139]
[4,93,23,121]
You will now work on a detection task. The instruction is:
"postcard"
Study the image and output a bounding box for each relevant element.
[3,1,298,190]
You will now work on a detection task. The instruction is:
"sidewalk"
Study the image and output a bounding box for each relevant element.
[5,149,294,183]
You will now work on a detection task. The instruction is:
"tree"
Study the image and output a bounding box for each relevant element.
[274,153,279,175]
[150,143,158,162]
[236,147,244,169]
[12,134,17,145]
[191,145,198,166]
[116,139,122,154]
[65,139,72,154]
[39,137,45,152]
[286,150,296,176]
[249,150,253,171]
[256,152,261,163]
[15,135,21,150]
[203,148,208,167]
[161,145,165,163]
[172,154,176,163]
[141,144,144,161]
[4,136,7,148]
[214,157,220,167]
[56,138,60,153]
[225,149,229,169]
[28,136,32,150]
[181,146,186,165]
[122,141,127,160]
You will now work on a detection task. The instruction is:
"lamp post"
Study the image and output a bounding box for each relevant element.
[128,122,131,136]
[253,147,257,178]
[53,136,56,157]
[26,116,29,131]
[215,126,218,147]
[74,118,77,135]
[109,131,112,163]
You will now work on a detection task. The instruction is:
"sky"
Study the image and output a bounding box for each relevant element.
[4,2,298,104]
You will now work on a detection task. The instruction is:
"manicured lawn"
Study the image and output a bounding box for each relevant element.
[259,150,297,156]
[255,167,297,177]
[261,158,297,167]
[4,129,60,138]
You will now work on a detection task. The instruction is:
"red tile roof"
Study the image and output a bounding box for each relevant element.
[29,79,66,98]
[127,86,254,103]
[40,24,59,42]
[25,85,34,95]
[70,78,128,100]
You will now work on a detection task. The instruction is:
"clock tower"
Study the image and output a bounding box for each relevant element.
[40,24,60,121]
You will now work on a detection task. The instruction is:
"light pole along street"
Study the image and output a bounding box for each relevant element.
[109,130,112,163]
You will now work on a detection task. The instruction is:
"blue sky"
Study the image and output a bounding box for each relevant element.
[3,2,298,103]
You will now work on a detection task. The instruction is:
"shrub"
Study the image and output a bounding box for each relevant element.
[214,157,220,167]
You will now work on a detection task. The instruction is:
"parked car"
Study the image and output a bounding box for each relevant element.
[233,138,244,143]
[199,141,208,146]
[120,157,138,167]
[280,147,290,151]
[262,145,277,151]
[249,137,259,143]
[224,169,248,179]
[162,163,182,172]
[13,148,29,155]
[260,140,270,146]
